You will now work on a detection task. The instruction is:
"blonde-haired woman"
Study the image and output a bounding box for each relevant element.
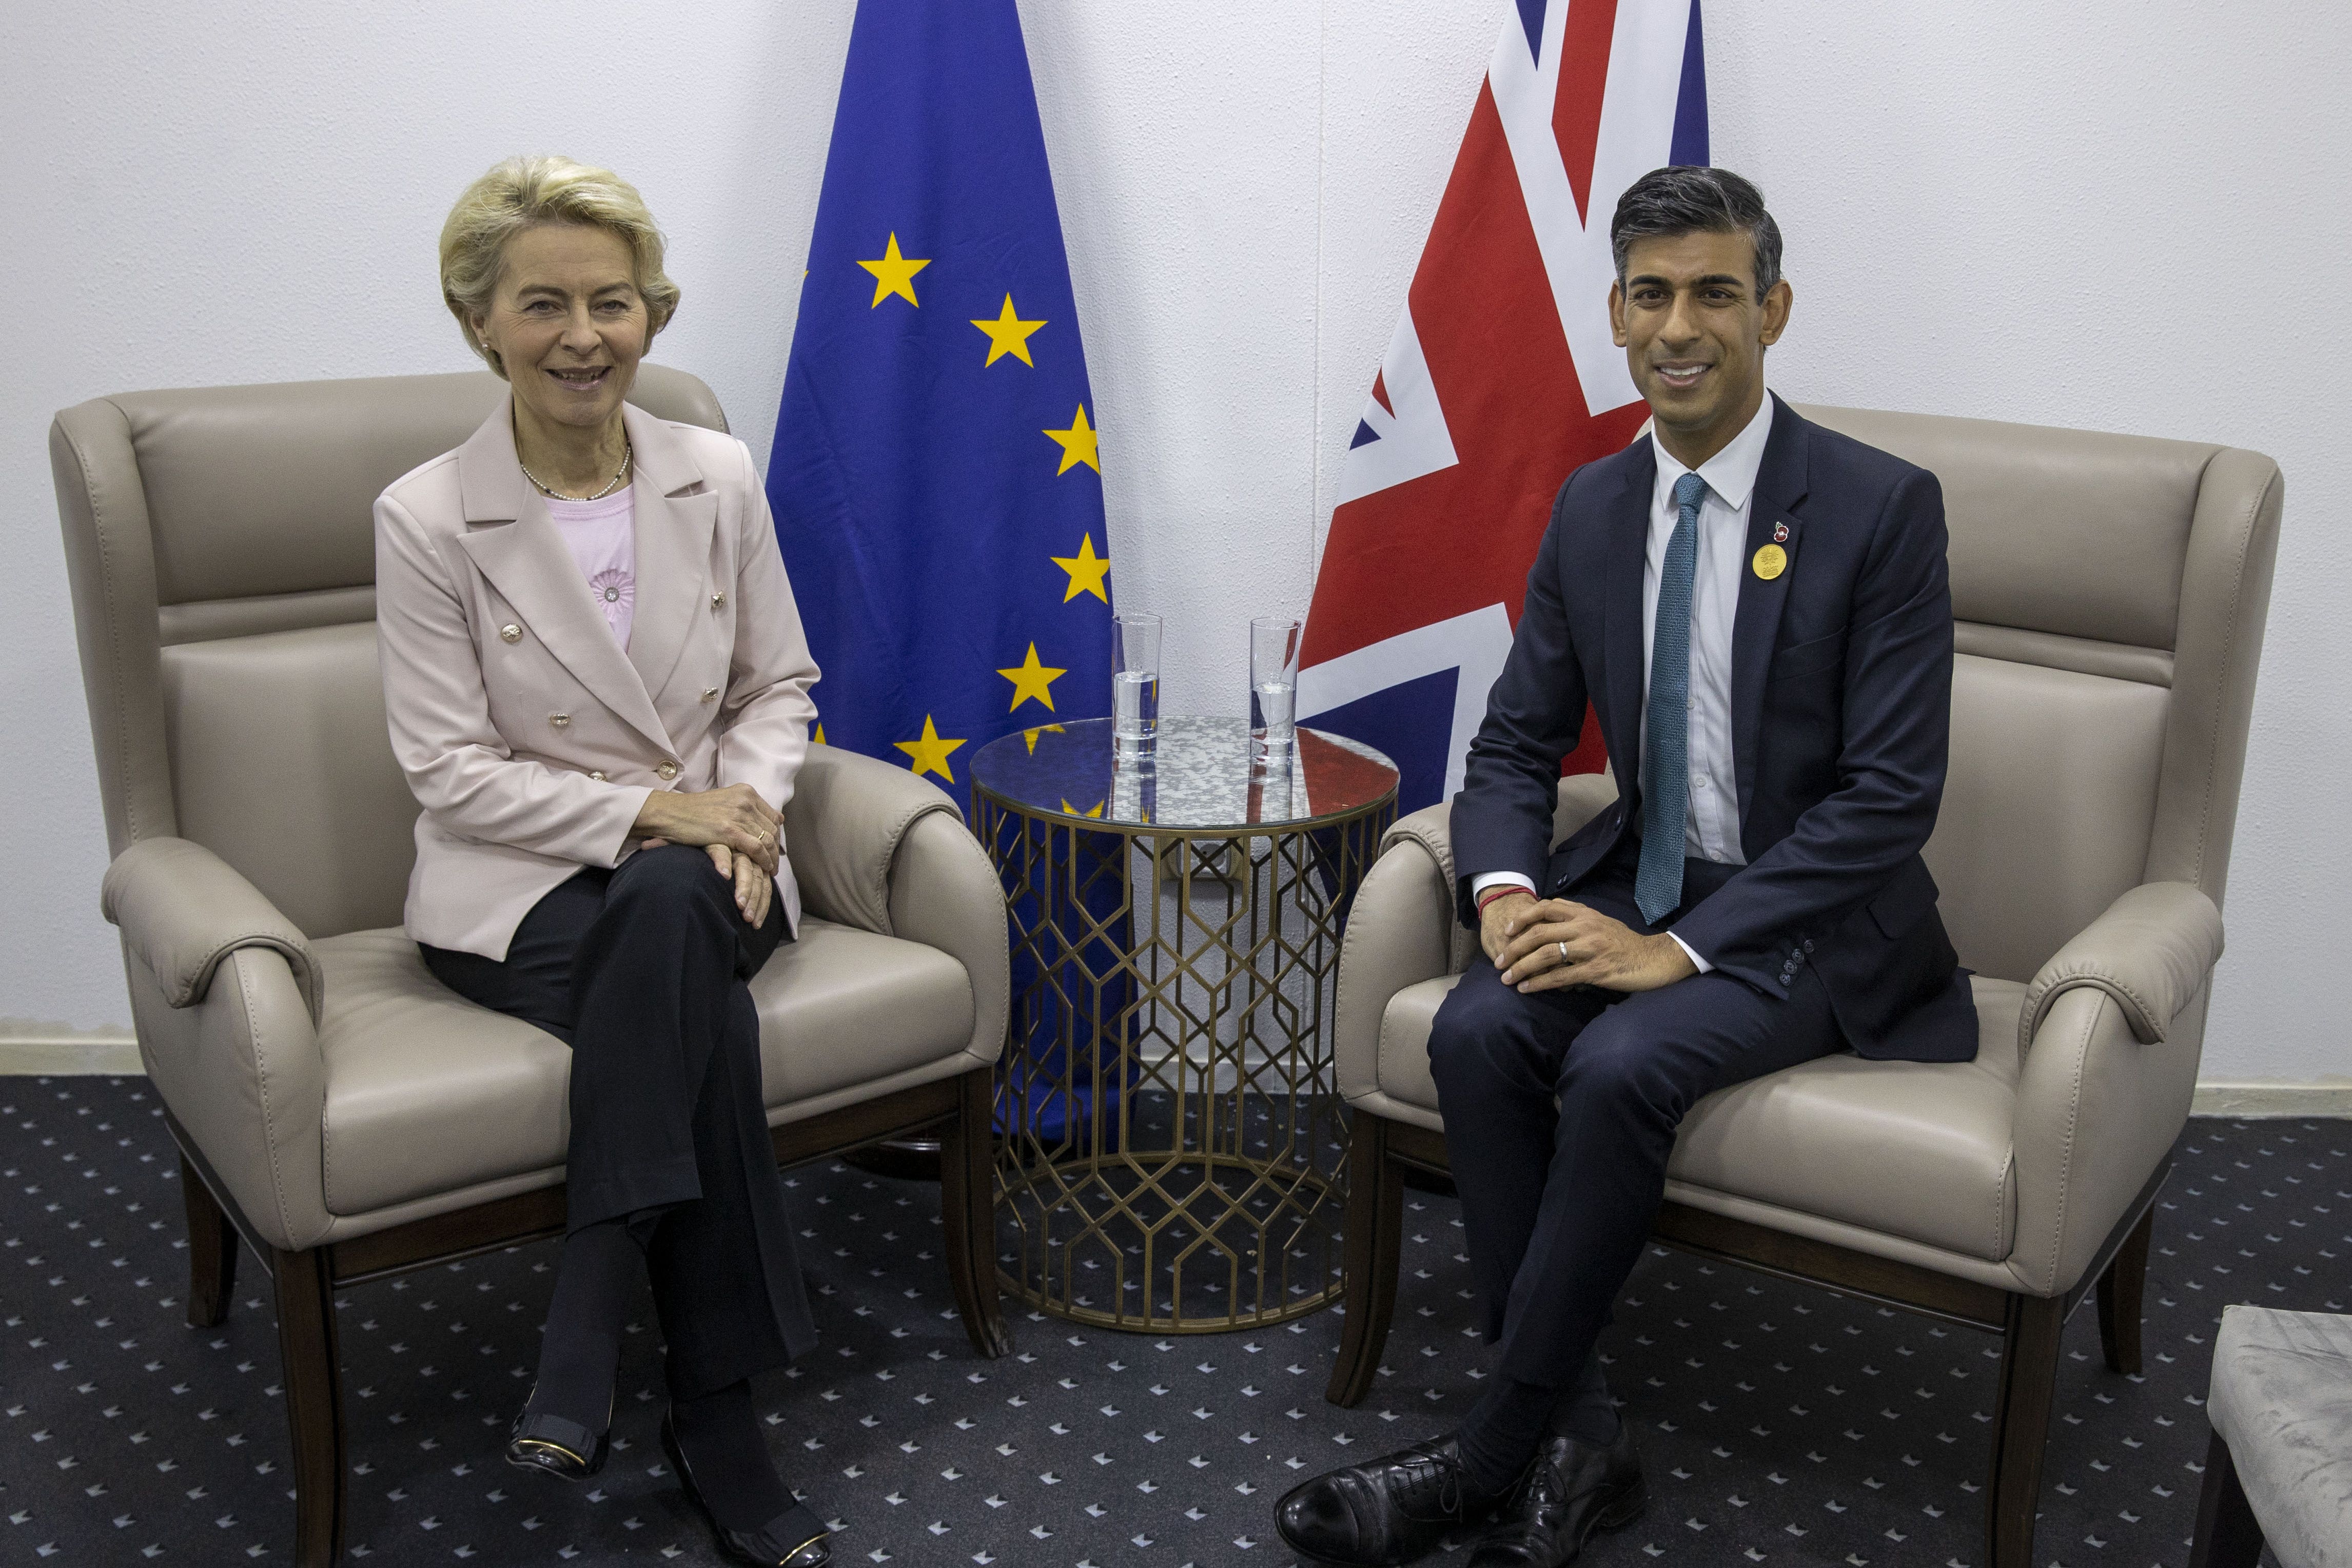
[375,155,831,1567]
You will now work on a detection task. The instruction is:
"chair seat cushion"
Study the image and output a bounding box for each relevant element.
[2208,1306,2352,1568]
[318,920,974,1216]
[1374,974,2026,1261]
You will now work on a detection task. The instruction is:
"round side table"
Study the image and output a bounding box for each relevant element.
[970,717,1399,1332]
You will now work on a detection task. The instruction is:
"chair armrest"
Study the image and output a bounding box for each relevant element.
[782,743,962,936]
[2018,881,2223,1054]
[782,744,1010,1067]
[1381,801,1455,884]
[1337,775,1623,1109]
[1336,814,1458,1107]
[101,838,331,1251]
[101,837,321,1026]
[2006,880,2224,1297]
[887,811,1013,1068]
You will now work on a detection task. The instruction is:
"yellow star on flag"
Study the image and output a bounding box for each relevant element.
[1050,533,1112,604]
[1043,405,1101,476]
[970,295,1047,366]
[857,233,930,308]
[1061,799,1105,819]
[893,714,966,781]
[1021,723,1066,755]
[997,642,1067,711]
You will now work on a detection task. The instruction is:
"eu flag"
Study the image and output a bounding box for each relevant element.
[770,0,1125,1149]
[769,0,1113,793]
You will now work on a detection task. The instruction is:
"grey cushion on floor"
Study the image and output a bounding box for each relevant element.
[2209,1305,2352,1568]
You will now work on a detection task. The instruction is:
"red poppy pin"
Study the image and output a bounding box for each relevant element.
[1772,522,1790,543]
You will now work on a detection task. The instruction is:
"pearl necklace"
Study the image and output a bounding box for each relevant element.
[521,436,633,501]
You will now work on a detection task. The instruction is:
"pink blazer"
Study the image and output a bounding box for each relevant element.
[375,397,819,961]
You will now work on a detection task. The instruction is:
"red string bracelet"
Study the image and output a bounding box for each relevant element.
[1475,885,1529,914]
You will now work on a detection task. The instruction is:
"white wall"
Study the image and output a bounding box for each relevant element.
[4,0,2345,1085]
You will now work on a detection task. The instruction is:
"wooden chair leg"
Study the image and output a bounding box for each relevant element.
[1325,1112,1404,1408]
[1985,1293,2062,1568]
[2095,1205,2152,1375]
[180,1154,238,1328]
[2186,1427,2267,1568]
[272,1246,347,1568]
[938,1065,1012,1359]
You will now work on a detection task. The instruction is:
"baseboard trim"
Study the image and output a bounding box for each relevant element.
[0,1027,141,1076]
[2190,1079,2352,1119]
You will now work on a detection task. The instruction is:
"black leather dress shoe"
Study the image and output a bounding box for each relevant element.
[1274,1433,1518,1567]
[660,1412,832,1567]
[504,1389,610,1482]
[1464,1423,1645,1567]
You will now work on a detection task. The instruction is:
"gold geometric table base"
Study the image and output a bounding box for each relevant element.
[974,727,1396,1334]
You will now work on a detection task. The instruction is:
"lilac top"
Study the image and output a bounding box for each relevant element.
[544,487,636,649]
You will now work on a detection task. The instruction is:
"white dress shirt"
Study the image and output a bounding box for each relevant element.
[1471,393,1777,971]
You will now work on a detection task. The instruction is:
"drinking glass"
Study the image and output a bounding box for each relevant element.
[1113,613,1162,758]
[1249,616,1302,765]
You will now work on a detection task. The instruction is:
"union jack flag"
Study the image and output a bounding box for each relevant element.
[1299,0,1709,810]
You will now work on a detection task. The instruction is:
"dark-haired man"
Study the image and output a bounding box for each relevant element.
[1277,167,1975,1567]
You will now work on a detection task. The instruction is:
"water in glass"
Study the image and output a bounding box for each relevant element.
[1113,612,1163,757]
[1249,615,1302,765]
[1113,671,1158,747]
[1251,679,1295,760]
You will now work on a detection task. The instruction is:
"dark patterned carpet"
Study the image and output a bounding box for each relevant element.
[5,1077,2344,1566]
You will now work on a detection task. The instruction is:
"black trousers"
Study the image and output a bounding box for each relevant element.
[1428,849,1841,1391]
[422,845,818,1399]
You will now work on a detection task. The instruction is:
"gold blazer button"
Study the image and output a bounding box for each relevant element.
[711,592,727,610]
[500,624,522,643]
[701,687,720,703]
[587,770,607,782]
[550,713,571,729]
[656,759,680,780]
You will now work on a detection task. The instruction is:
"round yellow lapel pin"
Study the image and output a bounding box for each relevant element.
[1752,542,1788,580]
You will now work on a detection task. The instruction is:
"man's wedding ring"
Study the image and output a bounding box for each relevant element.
[1557,940,1568,963]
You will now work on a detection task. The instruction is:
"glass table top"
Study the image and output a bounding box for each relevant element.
[969,716,1399,830]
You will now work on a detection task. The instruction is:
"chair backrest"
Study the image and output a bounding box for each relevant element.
[51,366,730,939]
[1796,404,2280,984]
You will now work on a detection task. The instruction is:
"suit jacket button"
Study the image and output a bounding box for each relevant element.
[701,686,719,702]
[499,623,522,643]
[711,592,727,610]
[550,713,571,729]
[656,759,680,780]
[1804,939,1816,953]
[588,770,606,782]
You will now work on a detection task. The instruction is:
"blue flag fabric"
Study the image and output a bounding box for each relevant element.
[770,0,1127,1149]
[769,0,1113,794]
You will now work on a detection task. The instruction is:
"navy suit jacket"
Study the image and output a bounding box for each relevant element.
[1450,396,1977,1063]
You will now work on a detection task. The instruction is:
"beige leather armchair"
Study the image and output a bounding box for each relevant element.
[1324,405,2281,1568]
[51,367,1012,1568]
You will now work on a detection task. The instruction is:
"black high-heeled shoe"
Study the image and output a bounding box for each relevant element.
[660,1410,832,1567]
[504,1387,611,1482]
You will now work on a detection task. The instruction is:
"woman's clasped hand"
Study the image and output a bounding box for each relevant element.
[633,783,784,926]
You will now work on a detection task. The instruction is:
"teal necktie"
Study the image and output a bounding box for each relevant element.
[1637,473,1708,924]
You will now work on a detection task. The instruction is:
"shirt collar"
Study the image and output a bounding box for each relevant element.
[1650,391,1775,515]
